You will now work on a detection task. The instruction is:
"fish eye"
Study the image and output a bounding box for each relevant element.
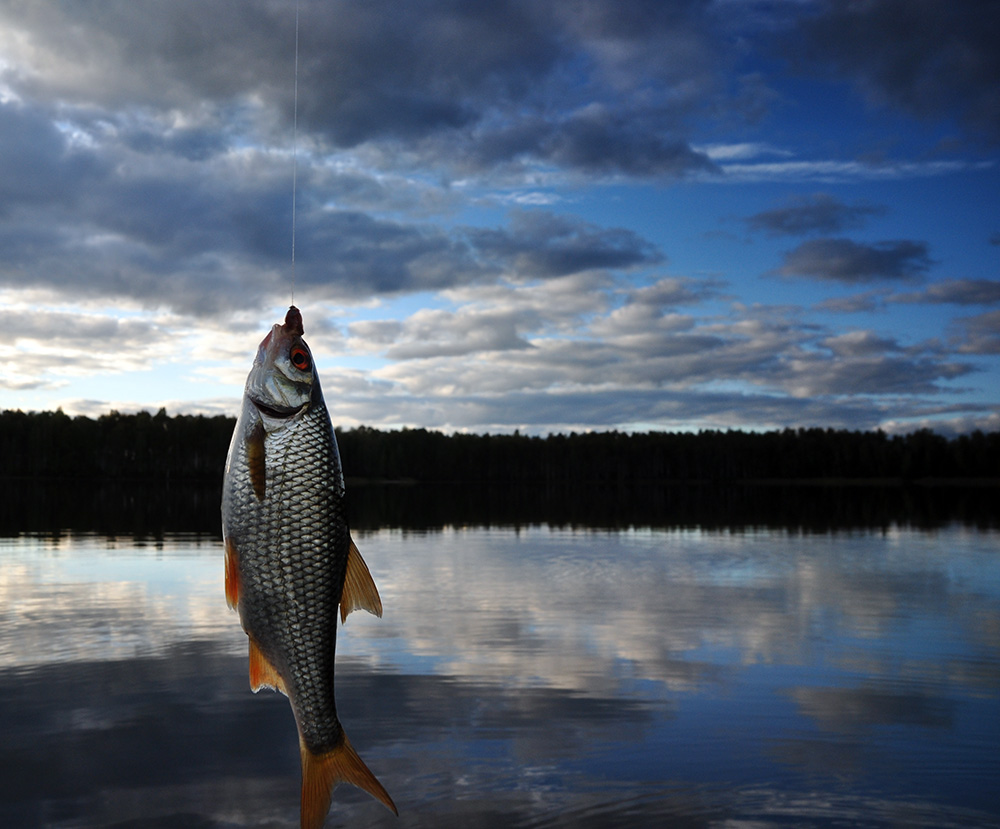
[290,346,311,371]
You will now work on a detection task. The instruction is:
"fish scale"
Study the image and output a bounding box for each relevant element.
[222,306,396,827]
[233,402,345,750]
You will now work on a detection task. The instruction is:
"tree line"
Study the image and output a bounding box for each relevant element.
[1,408,998,483]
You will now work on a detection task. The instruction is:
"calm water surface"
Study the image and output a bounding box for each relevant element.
[1,513,999,827]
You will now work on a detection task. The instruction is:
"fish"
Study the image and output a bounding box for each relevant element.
[221,305,396,827]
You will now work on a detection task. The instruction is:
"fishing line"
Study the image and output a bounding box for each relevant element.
[290,0,300,304]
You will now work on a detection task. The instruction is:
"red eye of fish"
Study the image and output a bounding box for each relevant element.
[290,346,310,371]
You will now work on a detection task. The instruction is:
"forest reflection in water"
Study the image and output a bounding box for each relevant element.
[1,478,998,538]
[0,482,998,828]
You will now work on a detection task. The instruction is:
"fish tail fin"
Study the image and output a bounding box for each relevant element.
[299,731,397,828]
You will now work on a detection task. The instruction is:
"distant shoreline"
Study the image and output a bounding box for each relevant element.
[3,409,999,484]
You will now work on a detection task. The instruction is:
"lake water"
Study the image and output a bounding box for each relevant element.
[1,485,999,828]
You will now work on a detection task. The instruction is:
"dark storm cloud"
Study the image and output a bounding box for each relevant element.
[745,193,886,236]
[777,238,932,283]
[784,0,1000,144]
[311,0,727,176]
[0,1,290,111]
[0,102,108,214]
[0,0,732,177]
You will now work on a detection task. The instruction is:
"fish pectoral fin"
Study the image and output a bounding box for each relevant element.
[340,537,384,623]
[224,537,241,610]
[247,419,266,501]
[248,638,287,696]
[300,731,397,828]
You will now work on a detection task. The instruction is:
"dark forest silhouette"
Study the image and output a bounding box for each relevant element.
[2,408,998,483]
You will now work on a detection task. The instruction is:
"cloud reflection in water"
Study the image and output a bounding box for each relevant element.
[0,525,998,827]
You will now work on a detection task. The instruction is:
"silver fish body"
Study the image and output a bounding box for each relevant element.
[222,306,395,827]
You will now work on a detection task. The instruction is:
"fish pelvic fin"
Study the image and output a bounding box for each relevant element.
[224,537,241,610]
[300,731,397,828]
[247,419,266,501]
[248,638,287,696]
[340,537,384,623]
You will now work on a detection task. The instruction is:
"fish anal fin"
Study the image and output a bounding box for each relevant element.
[340,537,383,623]
[248,638,287,696]
[247,420,266,501]
[224,537,241,609]
[300,731,397,828]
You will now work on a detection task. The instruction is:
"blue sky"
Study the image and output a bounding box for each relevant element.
[1,0,998,434]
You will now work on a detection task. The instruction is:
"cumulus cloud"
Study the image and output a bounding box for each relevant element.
[820,331,901,358]
[955,308,1000,354]
[745,193,886,236]
[327,280,977,433]
[776,239,932,283]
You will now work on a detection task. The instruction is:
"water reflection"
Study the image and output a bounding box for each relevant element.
[1,523,998,827]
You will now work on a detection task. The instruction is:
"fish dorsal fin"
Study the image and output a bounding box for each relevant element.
[340,537,383,623]
[249,638,287,696]
[300,731,397,828]
[224,537,241,609]
[247,420,266,501]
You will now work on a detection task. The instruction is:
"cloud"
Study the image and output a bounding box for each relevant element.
[814,291,886,314]
[464,210,663,277]
[0,102,110,216]
[776,239,932,283]
[820,331,900,358]
[697,142,793,162]
[788,685,954,733]
[352,307,536,361]
[329,282,976,432]
[1,1,996,434]
[776,354,970,399]
[0,194,663,315]
[713,158,991,184]
[955,308,1000,354]
[892,278,1000,305]
[745,193,886,236]
[0,307,178,392]
[782,0,1000,144]
[0,0,731,179]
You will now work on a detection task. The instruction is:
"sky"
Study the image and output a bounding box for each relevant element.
[1,0,998,436]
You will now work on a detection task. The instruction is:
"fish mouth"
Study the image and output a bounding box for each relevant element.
[251,398,307,419]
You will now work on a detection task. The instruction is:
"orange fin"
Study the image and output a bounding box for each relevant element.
[300,731,397,828]
[249,638,287,695]
[224,537,241,609]
[340,537,383,623]
[247,420,266,501]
